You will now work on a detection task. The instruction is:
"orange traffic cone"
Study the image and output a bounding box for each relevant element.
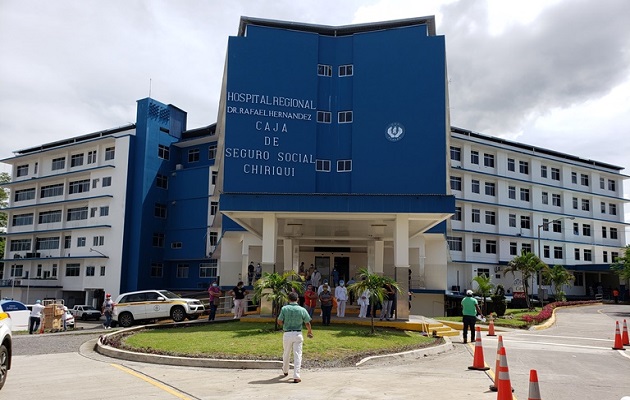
[468,326,489,371]
[489,335,504,391]
[528,369,542,400]
[613,321,626,350]
[496,347,512,400]
[622,319,629,346]
[487,319,496,336]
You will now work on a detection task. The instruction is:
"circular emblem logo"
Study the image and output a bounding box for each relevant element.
[385,122,405,142]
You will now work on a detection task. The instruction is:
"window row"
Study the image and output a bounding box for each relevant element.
[317,64,353,77]
[9,234,106,251]
[50,147,115,171]
[14,177,112,202]
[315,159,352,172]
[148,260,218,279]
[447,236,497,254]
[316,110,353,124]
[11,206,103,226]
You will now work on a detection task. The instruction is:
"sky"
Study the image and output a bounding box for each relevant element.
[1,1,629,196]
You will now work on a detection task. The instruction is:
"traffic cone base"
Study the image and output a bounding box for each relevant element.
[468,326,490,371]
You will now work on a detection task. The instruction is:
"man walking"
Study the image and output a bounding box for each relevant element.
[461,289,483,343]
[277,292,313,383]
[29,299,45,334]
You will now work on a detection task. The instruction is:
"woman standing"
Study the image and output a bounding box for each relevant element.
[318,284,333,326]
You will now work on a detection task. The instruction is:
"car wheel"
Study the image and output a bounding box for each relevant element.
[171,306,186,322]
[118,312,134,328]
[0,344,8,390]
[187,314,199,320]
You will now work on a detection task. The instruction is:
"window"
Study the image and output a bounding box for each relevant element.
[471,179,480,193]
[508,186,516,199]
[485,211,496,225]
[70,153,84,167]
[38,210,61,224]
[36,237,60,250]
[65,264,81,277]
[317,111,331,123]
[92,179,99,189]
[316,159,331,172]
[552,220,562,233]
[543,245,550,258]
[583,249,592,262]
[573,222,579,235]
[338,111,353,123]
[16,164,29,177]
[477,268,490,278]
[208,144,217,160]
[200,260,218,278]
[582,224,591,236]
[447,236,463,251]
[212,171,218,185]
[522,243,532,254]
[152,233,165,247]
[450,146,461,161]
[176,264,189,278]
[67,207,88,221]
[86,266,95,277]
[608,179,616,191]
[452,207,462,221]
[156,174,168,189]
[609,204,617,215]
[77,237,86,247]
[602,226,607,238]
[610,228,618,240]
[471,209,480,223]
[105,147,115,160]
[10,239,31,252]
[14,188,35,202]
[519,161,529,174]
[486,240,497,254]
[581,199,590,211]
[612,252,620,262]
[337,157,355,173]
[209,232,218,246]
[317,64,332,76]
[552,194,561,207]
[542,218,549,231]
[470,151,479,164]
[154,203,167,219]
[574,248,580,261]
[574,272,583,287]
[92,236,104,246]
[573,197,578,209]
[520,216,531,229]
[210,201,218,216]
[553,246,563,259]
[601,202,606,213]
[551,168,560,180]
[188,149,200,163]
[542,192,549,205]
[100,265,106,276]
[509,214,516,227]
[507,158,515,172]
[52,157,66,170]
[12,213,33,226]
[603,251,609,263]
[510,242,517,256]
[484,182,495,196]
[540,165,548,178]
[87,150,97,164]
[472,239,481,253]
[100,206,109,216]
[571,172,577,184]
[90,207,97,218]
[10,265,23,278]
[580,173,589,186]
[41,183,64,198]
[520,188,530,202]
[338,64,353,76]
[158,144,170,160]
[600,177,606,189]
[68,179,90,194]
[151,263,163,278]
[450,176,462,191]
[483,153,495,167]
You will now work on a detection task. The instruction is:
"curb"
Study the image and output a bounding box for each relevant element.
[355,337,453,367]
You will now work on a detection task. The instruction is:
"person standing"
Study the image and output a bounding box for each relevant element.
[247,262,255,286]
[380,283,395,321]
[230,281,248,318]
[303,284,318,318]
[310,267,321,288]
[277,291,313,383]
[357,288,370,318]
[461,289,483,343]
[208,281,222,321]
[101,293,114,329]
[335,280,348,317]
[254,263,262,282]
[613,288,620,304]
[29,299,45,334]
[319,284,333,326]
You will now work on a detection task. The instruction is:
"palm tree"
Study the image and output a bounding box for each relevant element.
[347,268,401,334]
[253,271,304,330]
[472,274,495,315]
[504,252,546,310]
[543,264,575,301]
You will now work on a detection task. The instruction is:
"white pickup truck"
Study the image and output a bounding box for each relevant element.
[70,305,102,321]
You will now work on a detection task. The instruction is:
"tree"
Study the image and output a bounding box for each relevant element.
[611,245,630,281]
[542,264,575,301]
[472,274,494,314]
[504,252,546,310]
[0,172,9,264]
[347,268,401,334]
[252,271,304,330]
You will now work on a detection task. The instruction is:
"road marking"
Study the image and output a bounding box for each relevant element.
[508,333,610,342]
[491,339,611,351]
[111,363,193,400]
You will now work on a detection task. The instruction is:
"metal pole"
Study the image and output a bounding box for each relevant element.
[537,224,543,308]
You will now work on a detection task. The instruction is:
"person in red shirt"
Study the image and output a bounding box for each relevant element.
[303,284,318,317]
[208,281,222,320]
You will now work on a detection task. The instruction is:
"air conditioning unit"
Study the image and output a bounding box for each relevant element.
[13,254,21,259]
[175,164,183,170]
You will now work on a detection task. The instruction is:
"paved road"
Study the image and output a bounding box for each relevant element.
[2,305,629,399]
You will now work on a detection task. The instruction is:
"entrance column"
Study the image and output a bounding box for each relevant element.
[283,238,299,274]
[394,214,410,320]
[260,213,277,316]
[368,241,384,275]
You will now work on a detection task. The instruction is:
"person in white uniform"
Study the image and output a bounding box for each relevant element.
[334,280,348,317]
[357,289,370,318]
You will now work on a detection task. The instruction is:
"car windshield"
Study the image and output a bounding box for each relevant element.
[157,290,181,299]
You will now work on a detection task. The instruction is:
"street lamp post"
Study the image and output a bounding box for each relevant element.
[536,216,575,307]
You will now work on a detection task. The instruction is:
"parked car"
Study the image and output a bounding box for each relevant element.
[71,305,102,321]
[0,300,30,332]
[112,289,205,328]
[63,307,75,330]
[0,312,13,390]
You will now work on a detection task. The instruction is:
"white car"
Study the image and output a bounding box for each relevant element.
[63,307,75,330]
[0,300,30,332]
[113,290,205,327]
[0,311,13,390]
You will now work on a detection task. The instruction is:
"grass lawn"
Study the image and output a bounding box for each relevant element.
[117,321,438,367]
[434,308,544,329]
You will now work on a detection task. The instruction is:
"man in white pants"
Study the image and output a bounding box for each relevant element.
[277,292,313,383]
[335,280,348,317]
[358,289,370,318]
